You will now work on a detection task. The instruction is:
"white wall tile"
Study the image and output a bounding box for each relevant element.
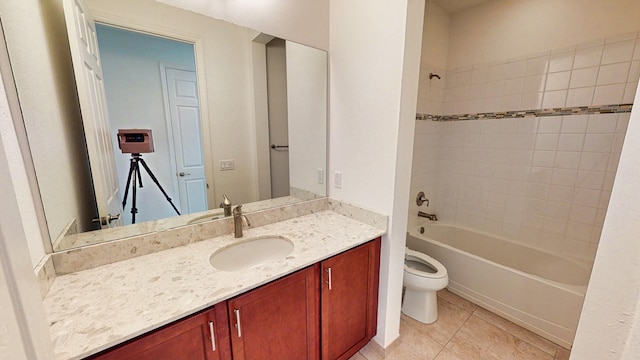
[623,82,638,103]
[526,56,549,76]
[535,134,559,150]
[546,201,571,220]
[566,222,593,242]
[592,84,625,105]
[523,75,546,93]
[503,60,527,79]
[597,62,631,85]
[572,188,601,208]
[576,170,606,190]
[570,67,598,88]
[503,78,524,95]
[587,114,619,133]
[558,134,585,152]
[520,92,543,109]
[487,63,506,81]
[561,115,589,133]
[579,152,610,171]
[627,61,640,82]
[499,95,521,112]
[545,71,571,90]
[542,90,567,108]
[485,80,505,97]
[529,167,553,183]
[569,205,597,225]
[548,185,574,204]
[551,168,578,187]
[583,134,614,152]
[549,52,575,73]
[543,217,567,235]
[538,117,561,133]
[554,151,581,169]
[601,40,635,64]
[566,87,595,107]
[471,67,488,84]
[574,46,603,69]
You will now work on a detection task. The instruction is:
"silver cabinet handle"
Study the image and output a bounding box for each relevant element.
[234,309,242,337]
[325,268,332,290]
[208,321,216,351]
[179,172,191,177]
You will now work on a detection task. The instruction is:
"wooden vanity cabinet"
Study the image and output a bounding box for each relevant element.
[321,237,381,360]
[88,303,231,360]
[87,238,380,360]
[227,265,320,360]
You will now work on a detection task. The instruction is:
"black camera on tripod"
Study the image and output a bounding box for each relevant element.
[117,129,180,224]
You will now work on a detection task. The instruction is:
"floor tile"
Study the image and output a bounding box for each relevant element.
[473,307,557,355]
[401,296,472,346]
[349,352,368,360]
[445,315,554,360]
[554,347,571,360]
[438,289,478,313]
[434,348,464,360]
[358,340,386,360]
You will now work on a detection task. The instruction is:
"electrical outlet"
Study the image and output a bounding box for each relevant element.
[334,171,342,189]
[317,168,324,184]
[220,159,235,171]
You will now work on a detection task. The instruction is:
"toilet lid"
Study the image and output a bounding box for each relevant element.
[404,248,447,279]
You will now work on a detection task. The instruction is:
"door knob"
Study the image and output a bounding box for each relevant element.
[179,172,191,177]
[92,213,120,226]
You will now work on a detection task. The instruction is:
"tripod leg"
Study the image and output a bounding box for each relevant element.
[122,157,135,209]
[131,163,138,224]
[138,158,181,215]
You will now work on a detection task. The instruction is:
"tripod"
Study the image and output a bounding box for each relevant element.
[122,153,180,224]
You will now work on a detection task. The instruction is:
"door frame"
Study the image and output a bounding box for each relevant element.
[159,62,210,212]
[90,10,216,209]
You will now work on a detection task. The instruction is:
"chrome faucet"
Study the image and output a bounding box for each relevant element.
[232,204,251,238]
[418,211,438,221]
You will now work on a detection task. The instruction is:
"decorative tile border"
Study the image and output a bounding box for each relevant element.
[416,104,633,121]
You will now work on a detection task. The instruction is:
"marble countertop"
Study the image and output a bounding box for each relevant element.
[43,210,385,359]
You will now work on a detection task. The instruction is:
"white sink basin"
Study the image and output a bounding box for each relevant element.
[209,236,294,271]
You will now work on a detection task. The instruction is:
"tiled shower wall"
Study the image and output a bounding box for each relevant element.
[417,32,640,116]
[411,33,638,263]
[410,113,628,262]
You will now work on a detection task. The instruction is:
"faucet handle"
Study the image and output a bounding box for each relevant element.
[232,204,243,215]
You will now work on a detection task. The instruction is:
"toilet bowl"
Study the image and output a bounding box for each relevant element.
[402,247,449,324]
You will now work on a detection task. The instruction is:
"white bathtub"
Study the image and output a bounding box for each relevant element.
[406,223,592,349]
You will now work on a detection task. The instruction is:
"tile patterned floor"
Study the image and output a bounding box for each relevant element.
[350,289,571,360]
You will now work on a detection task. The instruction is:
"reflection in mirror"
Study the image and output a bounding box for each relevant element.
[12,0,327,251]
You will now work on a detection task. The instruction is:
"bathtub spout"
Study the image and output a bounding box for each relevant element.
[418,211,437,221]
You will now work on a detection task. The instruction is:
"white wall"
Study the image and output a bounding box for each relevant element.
[329,0,424,347]
[156,0,329,51]
[0,0,97,244]
[0,59,54,360]
[416,1,449,114]
[570,84,640,359]
[287,41,327,196]
[448,0,640,69]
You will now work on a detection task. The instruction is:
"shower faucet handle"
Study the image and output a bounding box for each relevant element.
[416,191,429,207]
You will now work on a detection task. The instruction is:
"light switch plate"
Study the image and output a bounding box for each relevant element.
[220,159,235,171]
[334,171,342,189]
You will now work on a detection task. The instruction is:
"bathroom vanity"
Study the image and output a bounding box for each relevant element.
[87,238,380,360]
[43,201,386,360]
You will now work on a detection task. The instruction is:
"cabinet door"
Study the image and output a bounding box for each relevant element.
[90,304,231,360]
[228,265,320,360]
[321,238,381,360]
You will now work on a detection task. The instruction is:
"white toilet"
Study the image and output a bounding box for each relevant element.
[402,247,449,324]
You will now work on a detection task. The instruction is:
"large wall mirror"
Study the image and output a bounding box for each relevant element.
[10,0,327,251]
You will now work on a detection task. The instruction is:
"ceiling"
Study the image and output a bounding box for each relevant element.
[432,0,489,13]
